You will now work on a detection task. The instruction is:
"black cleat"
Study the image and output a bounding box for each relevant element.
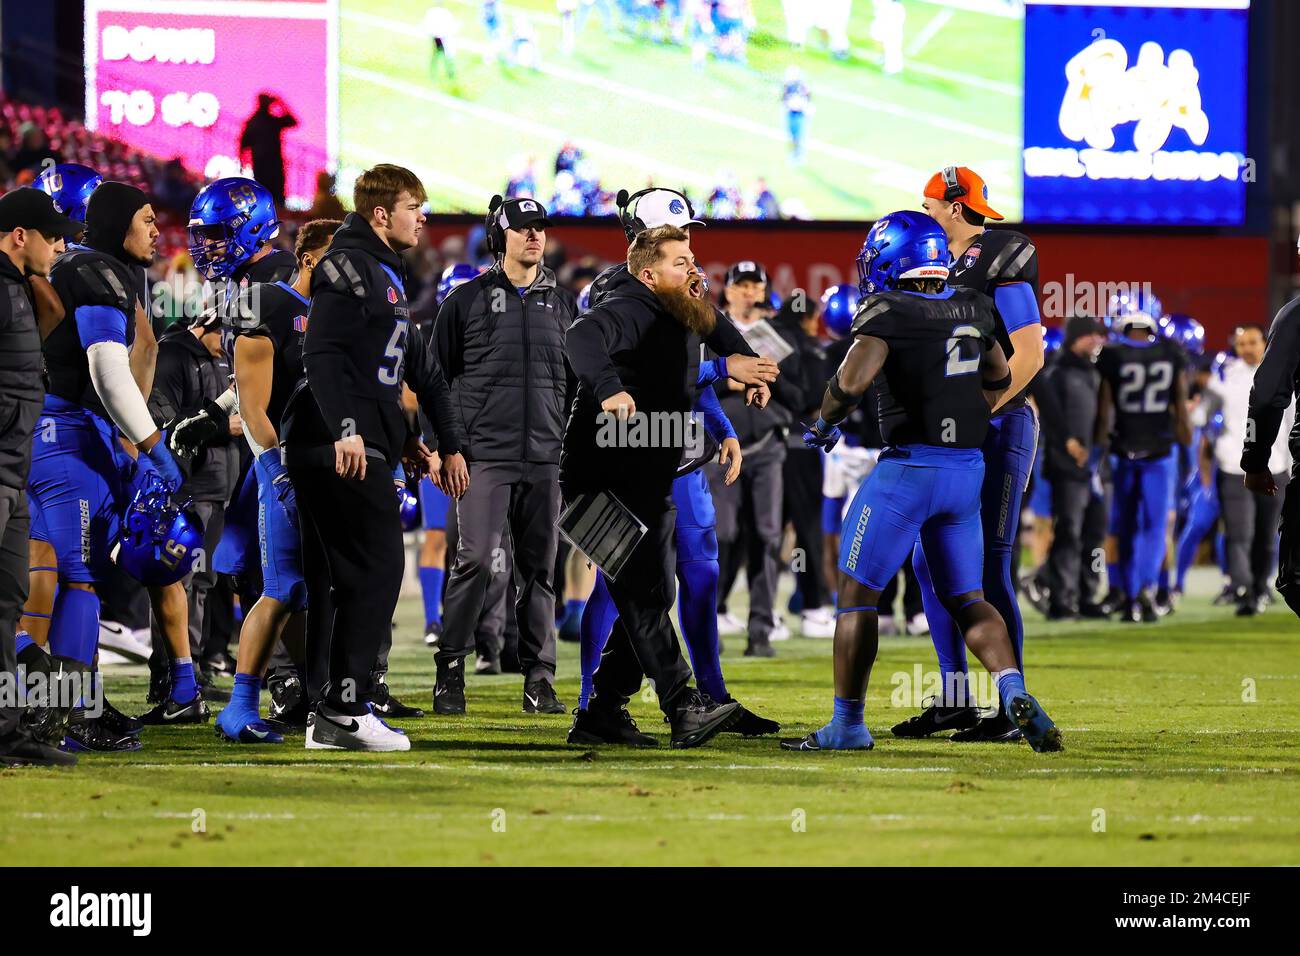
[1045,603,1077,621]
[567,706,657,746]
[138,695,210,725]
[1212,583,1236,606]
[949,711,1023,744]
[266,673,309,731]
[744,640,775,658]
[667,691,741,749]
[891,701,981,738]
[371,680,424,718]
[0,731,78,767]
[523,680,567,714]
[475,654,502,675]
[722,697,781,736]
[1078,602,1109,619]
[63,718,143,753]
[433,657,466,715]
[779,731,874,751]
[423,621,443,648]
[98,695,144,736]
[1098,588,1127,616]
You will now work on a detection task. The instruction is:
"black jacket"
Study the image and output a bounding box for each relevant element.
[283,213,461,469]
[564,269,757,502]
[1036,348,1099,481]
[0,252,42,490]
[710,311,805,447]
[149,324,238,501]
[432,263,575,464]
[1243,295,1300,473]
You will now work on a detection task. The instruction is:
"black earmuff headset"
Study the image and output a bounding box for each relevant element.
[941,165,967,203]
[484,194,505,257]
[615,186,696,242]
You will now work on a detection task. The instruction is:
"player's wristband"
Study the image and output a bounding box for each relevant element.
[983,373,1013,391]
[826,372,853,406]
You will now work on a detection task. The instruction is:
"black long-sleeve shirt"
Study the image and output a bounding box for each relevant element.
[1242,296,1300,474]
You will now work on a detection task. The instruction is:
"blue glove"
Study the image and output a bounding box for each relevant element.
[803,418,842,452]
[257,448,297,525]
[145,437,183,493]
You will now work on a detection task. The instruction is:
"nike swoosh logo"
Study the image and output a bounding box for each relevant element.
[933,710,971,726]
[247,727,270,739]
[525,694,540,708]
[320,713,360,732]
[162,706,193,721]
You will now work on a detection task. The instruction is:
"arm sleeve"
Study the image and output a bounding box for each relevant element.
[694,382,736,442]
[703,309,758,358]
[993,282,1041,335]
[301,279,362,442]
[1242,300,1300,472]
[565,308,636,403]
[404,327,463,455]
[87,341,157,444]
[697,357,726,387]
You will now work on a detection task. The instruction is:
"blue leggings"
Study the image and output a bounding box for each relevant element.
[1176,475,1221,591]
[1112,452,1177,596]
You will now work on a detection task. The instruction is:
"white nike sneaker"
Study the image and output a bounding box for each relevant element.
[717,612,746,635]
[97,620,152,663]
[906,613,930,636]
[306,705,411,752]
[800,608,835,639]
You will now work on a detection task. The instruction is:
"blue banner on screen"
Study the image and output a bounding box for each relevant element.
[1022,1,1249,226]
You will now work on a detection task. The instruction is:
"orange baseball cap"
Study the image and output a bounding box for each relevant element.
[923,166,1004,221]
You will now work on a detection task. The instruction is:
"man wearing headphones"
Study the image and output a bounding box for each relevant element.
[430,196,575,716]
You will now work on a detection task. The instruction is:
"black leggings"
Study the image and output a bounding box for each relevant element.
[291,461,404,715]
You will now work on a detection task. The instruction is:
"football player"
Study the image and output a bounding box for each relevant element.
[1096,297,1192,622]
[783,211,1061,753]
[894,166,1045,743]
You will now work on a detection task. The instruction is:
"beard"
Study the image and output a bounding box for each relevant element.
[655,279,716,336]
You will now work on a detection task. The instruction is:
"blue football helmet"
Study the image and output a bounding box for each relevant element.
[1043,325,1065,354]
[437,263,480,304]
[855,211,949,295]
[1159,313,1205,354]
[820,284,860,337]
[577,282,594,312]
[188,177,280,280]
[35,163,102,224]
[1107,287,1163,334]
[398,486,420,532]
[116,474,204,587]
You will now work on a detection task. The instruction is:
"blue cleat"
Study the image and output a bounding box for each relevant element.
[215,708,284,744]
[1005,695,1063,753]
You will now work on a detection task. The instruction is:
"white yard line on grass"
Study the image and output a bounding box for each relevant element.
[906,8,954,58]
[110,762,1293,775]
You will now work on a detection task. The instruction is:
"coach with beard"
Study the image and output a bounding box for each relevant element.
[563,224,774,748]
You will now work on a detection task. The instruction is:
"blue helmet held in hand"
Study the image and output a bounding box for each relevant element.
[855,211,949,295]
[188,177,280,280]
[35,163,103,224]
[398,486,421,532]
[1159,313,1205,355]
[437,263,480,304]
[820,284,860,337]
[115,474,204,587]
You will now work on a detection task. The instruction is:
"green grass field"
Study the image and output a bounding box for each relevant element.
[338,0,1023,218]
[1,569,1296,866]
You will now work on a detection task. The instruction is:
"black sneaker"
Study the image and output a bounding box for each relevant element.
[744,640,775,658]
[433,657,466,715]
[202,649,238,677]
[1212,583,1236,606]
[424,621,443,648]
[667,691,741,749]
[1098,588,1127,615]
[1078,602,1109,619]
[371,679,424,718]
[266,673,309,731]
[724,698,781,736]
[1045,602,1077,621]
[522,680,566,715]
[98,695,144,736]
[63,718,143,753]
[146,667,170,705]
[138,695,210,725]
[17,649,84,745]
[567,706,657,747]
[890,700,980,738]
[949,711,1023,744]
[475,654,502,675]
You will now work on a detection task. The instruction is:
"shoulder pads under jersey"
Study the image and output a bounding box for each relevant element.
[55,249,134,313]
[314,249,369,299]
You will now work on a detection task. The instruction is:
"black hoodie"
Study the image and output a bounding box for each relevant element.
[564,265,759,502]
[282,212,461,468]
[0,251,42,490]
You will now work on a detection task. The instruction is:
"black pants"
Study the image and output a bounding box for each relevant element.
[711,438,785,641]
[291,460,404,716]
[438,462,559,683]
[1277,461,1300,616]
[1218,470,1289,597]
[1045,473,1092,610]
[783,444,827,609]
[581,488,693,716]
[0,486,29,740]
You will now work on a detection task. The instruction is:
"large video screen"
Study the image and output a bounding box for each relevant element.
[1022,0,1250,225]
[337,0,1026,221]
[83,0,337,209]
